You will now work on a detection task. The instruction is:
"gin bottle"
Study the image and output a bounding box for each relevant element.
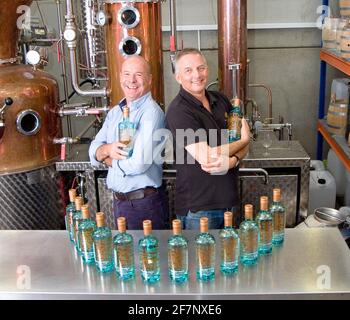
[239,204,259,265]
[256,196,273,255]
[228,98,243,142]
[65,188,76,242]
[195,217,216,281]
[168,219,188,283]
[118,106,135,157]
[72,196,84,248]
[77,205,96,264]
[270,189,286,245]
[138,220,160,284]
[92,212,114,273]
[113,217,135,280]
[220,211,240,274]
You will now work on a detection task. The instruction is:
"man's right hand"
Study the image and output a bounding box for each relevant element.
[240,117,250,144]
[96,142,128,162]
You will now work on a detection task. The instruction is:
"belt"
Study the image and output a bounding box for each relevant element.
[113,187,158,201]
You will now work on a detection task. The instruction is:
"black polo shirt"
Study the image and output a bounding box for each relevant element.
[165,86,239,216]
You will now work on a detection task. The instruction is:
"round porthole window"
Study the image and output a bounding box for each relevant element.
[117,6,140,29]
[119,36,142,56]
[16,109,41,136]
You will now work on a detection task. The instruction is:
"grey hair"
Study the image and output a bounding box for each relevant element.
[174,48,208,74]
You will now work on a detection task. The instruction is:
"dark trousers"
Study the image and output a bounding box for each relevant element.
[113,187,169,230]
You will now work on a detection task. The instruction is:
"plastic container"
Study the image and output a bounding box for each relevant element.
[327,136,348,196]
[308,170,336,216]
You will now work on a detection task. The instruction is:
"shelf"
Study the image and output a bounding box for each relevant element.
[317,119,350,172]
[320,49,350,76]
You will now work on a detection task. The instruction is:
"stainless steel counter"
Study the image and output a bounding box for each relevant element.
[0,228,349,300]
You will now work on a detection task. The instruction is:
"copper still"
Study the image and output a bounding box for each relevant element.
[218,0,248,103]
[104,0,164,107]
[0,0,61,175]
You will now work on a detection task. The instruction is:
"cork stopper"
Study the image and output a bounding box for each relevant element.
[117,217,126,233]
[143,220,152,236]
[123,106,130,118]
[172,219,182,235]
[232,98,241,108]
[81,205,90,219]
[74,196,83,211]
[96,212,105,228]
[244,204,254,220]
[68,189,76,202]
[224,211,233,227]
[273,189,281,202]
[260,196,269,211]
[200,217,209,233]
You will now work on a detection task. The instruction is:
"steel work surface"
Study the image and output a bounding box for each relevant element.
[0,228,349,300]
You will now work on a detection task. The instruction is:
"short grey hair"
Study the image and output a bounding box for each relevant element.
[174,48,208,74]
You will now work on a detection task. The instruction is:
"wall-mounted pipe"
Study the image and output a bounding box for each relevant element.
[169,0,177,73]
[249,83,273,122]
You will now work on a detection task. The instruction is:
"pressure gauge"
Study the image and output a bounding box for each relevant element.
[63,28,76,42]
[96,10,107,26]
[26,50,41,66]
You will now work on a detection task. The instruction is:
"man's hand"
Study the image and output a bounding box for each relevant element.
[200,153,237,175]
[96,142,128,162]
[240,117,250,144]
[103,157,113,167]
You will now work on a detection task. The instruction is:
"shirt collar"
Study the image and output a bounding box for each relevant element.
[118,91,152,111]
[179,86,218,108]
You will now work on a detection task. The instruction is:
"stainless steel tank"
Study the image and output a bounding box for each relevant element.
[0,0,63,229]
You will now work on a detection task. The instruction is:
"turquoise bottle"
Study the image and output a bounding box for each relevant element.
[138,220,160,284]
[92,212,114,273]
[270,189,286,245]
[256,196,273,255]
[77,205,96,264]
[195,217,216,281]
[239,204,259,265]
[72,196,84,249]
[227,97,243,142]
[113,217,135,280]
[220,211,240,274]
[168,219,188,283]
[65,188,76,242]
[118,106,136,157]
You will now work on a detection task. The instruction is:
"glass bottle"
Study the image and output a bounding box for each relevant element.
[239,204,259,266]
[138,220,160,284]
[72,196,84,249]
[65,188,76,242]
[77,205,96,264]
[168,219,189,283]
[92,212,114,273]
[256,196,273,255]
[195,217,216,281]
[220,211,240,274]
[118,106,136,158]
[227,97,243,142]
[270,189,286,245]
[113,217,135,280]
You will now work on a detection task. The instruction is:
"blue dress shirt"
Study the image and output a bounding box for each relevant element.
[89,92,165,193]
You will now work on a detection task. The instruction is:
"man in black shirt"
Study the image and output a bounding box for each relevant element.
[165,48,250,229]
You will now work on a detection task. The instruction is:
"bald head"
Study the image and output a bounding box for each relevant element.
[120,55,152,102]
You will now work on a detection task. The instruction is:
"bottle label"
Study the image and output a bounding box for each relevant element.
[227,113,242,141]
[140,249,158,272]
[241,231,258,253]
[115,243,133,268]
[221,238,237,262]
[94,239,113,262]
[273,211,285,233]
[259,220,273,244]
[79,229,94,252]
[196,244,215,269]
[168,247,185,271]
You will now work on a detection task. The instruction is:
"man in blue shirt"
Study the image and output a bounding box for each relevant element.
[89,55,168,230]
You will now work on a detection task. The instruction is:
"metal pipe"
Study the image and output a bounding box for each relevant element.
[59,106,108,117]
[249,83,273,121]
[64,0,107,98]
[239,168,269,185]
[169,0,177,73]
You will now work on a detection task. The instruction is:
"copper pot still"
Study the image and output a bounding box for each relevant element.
[218,0,248,103]
[105,0,164,108]
[0,0,61,175]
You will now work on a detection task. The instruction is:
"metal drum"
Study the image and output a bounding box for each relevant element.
[104,0,164,107]
[0,0,63,229]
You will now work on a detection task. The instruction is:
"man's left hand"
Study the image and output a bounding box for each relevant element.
[200,154,237,175]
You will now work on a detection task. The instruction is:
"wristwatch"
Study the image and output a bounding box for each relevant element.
[233,154,240,167]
